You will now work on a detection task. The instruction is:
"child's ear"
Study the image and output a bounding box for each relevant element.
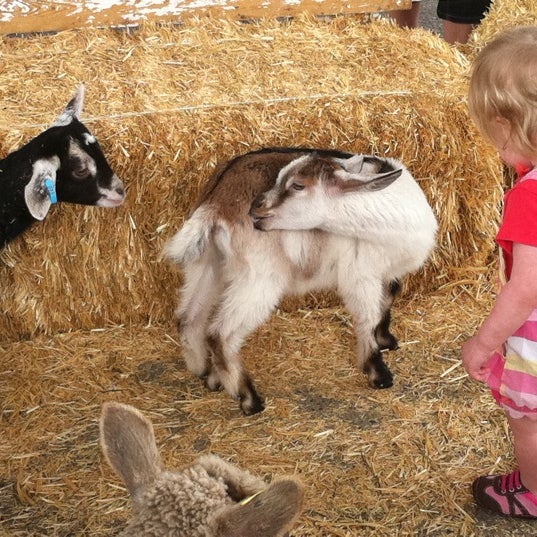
[211,478,305,537]
[494,116,512,141]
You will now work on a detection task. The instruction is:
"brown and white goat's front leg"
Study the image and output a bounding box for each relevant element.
[339,276,394,389]
[207,273,285,415]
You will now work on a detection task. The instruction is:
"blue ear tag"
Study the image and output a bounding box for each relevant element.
[44,178,57,204]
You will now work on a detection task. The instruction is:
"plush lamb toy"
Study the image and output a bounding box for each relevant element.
[100,402,305,536]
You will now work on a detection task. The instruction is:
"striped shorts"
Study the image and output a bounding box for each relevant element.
[487,311,537,419]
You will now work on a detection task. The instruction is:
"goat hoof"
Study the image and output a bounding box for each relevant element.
[370,366,394,389]
[372,375,394,389]
[240,393,265,416]
[364,357,394,389]
[204,374,222,392]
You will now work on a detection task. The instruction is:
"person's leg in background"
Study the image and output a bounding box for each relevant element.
[388,0,421,29]
[437,0,492,44]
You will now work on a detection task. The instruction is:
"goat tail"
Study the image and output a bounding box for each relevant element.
[163,206,234,264]
[163,206,215,264]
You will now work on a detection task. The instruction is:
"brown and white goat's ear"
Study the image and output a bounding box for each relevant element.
[334,154,365,174]
[100,402,161,500]
[51,85,85,127]
[24,156,60,220]
[333,167,403,194]
[212,478,305,537]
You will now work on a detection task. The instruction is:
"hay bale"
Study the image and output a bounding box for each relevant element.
[471,0,537,56]
[0,16,502,341]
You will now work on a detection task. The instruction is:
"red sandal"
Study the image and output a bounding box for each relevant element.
[473,469,537,519]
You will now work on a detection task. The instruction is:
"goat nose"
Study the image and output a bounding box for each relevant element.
[115,186,125,196]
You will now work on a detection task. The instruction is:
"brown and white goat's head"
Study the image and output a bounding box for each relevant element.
[23,85,125,220]
[250,153,402,231]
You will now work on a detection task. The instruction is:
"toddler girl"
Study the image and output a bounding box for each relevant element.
[462,25,537,519]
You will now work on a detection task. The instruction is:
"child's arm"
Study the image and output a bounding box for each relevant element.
[462,242,537,381]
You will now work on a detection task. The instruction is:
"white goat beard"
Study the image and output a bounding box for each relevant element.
[97,197,123,208]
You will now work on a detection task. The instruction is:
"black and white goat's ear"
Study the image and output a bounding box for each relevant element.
[212,478,305,537]
[24,157,61,220]
[51,85,85,127]
[100,402,161,502]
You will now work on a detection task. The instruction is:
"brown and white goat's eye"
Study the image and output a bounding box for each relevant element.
[291,183,305,191]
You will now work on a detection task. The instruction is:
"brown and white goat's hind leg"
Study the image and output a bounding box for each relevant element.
[374,279,401,351]
[340,277,394,389]
[207,275,285,415]
[176,256,222,378]
[206,332,265,415]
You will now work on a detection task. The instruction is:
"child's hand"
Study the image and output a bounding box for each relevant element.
[462,336,493,382]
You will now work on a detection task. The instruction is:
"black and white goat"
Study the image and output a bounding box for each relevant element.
[0,86,125,249]
[164,148,437,415]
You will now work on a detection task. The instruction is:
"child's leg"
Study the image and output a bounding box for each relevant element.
[472,414,537,518]
[509,414,537,493]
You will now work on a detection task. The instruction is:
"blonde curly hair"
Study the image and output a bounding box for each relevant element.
[468,26,537,159]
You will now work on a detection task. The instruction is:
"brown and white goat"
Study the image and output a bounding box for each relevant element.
[164,148,437,415]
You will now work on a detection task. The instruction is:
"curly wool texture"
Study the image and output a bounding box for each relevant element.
[122,466,232,536]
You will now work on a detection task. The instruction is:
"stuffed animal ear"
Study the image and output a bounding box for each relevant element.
[100,402,161,501]
[24,157,61,220]
[51,85,85,127]
[212,478,305,537]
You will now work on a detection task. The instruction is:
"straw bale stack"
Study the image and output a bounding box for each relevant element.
[0,16,502,341]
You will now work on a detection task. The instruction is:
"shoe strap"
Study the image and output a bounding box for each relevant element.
[501,469,522,493]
